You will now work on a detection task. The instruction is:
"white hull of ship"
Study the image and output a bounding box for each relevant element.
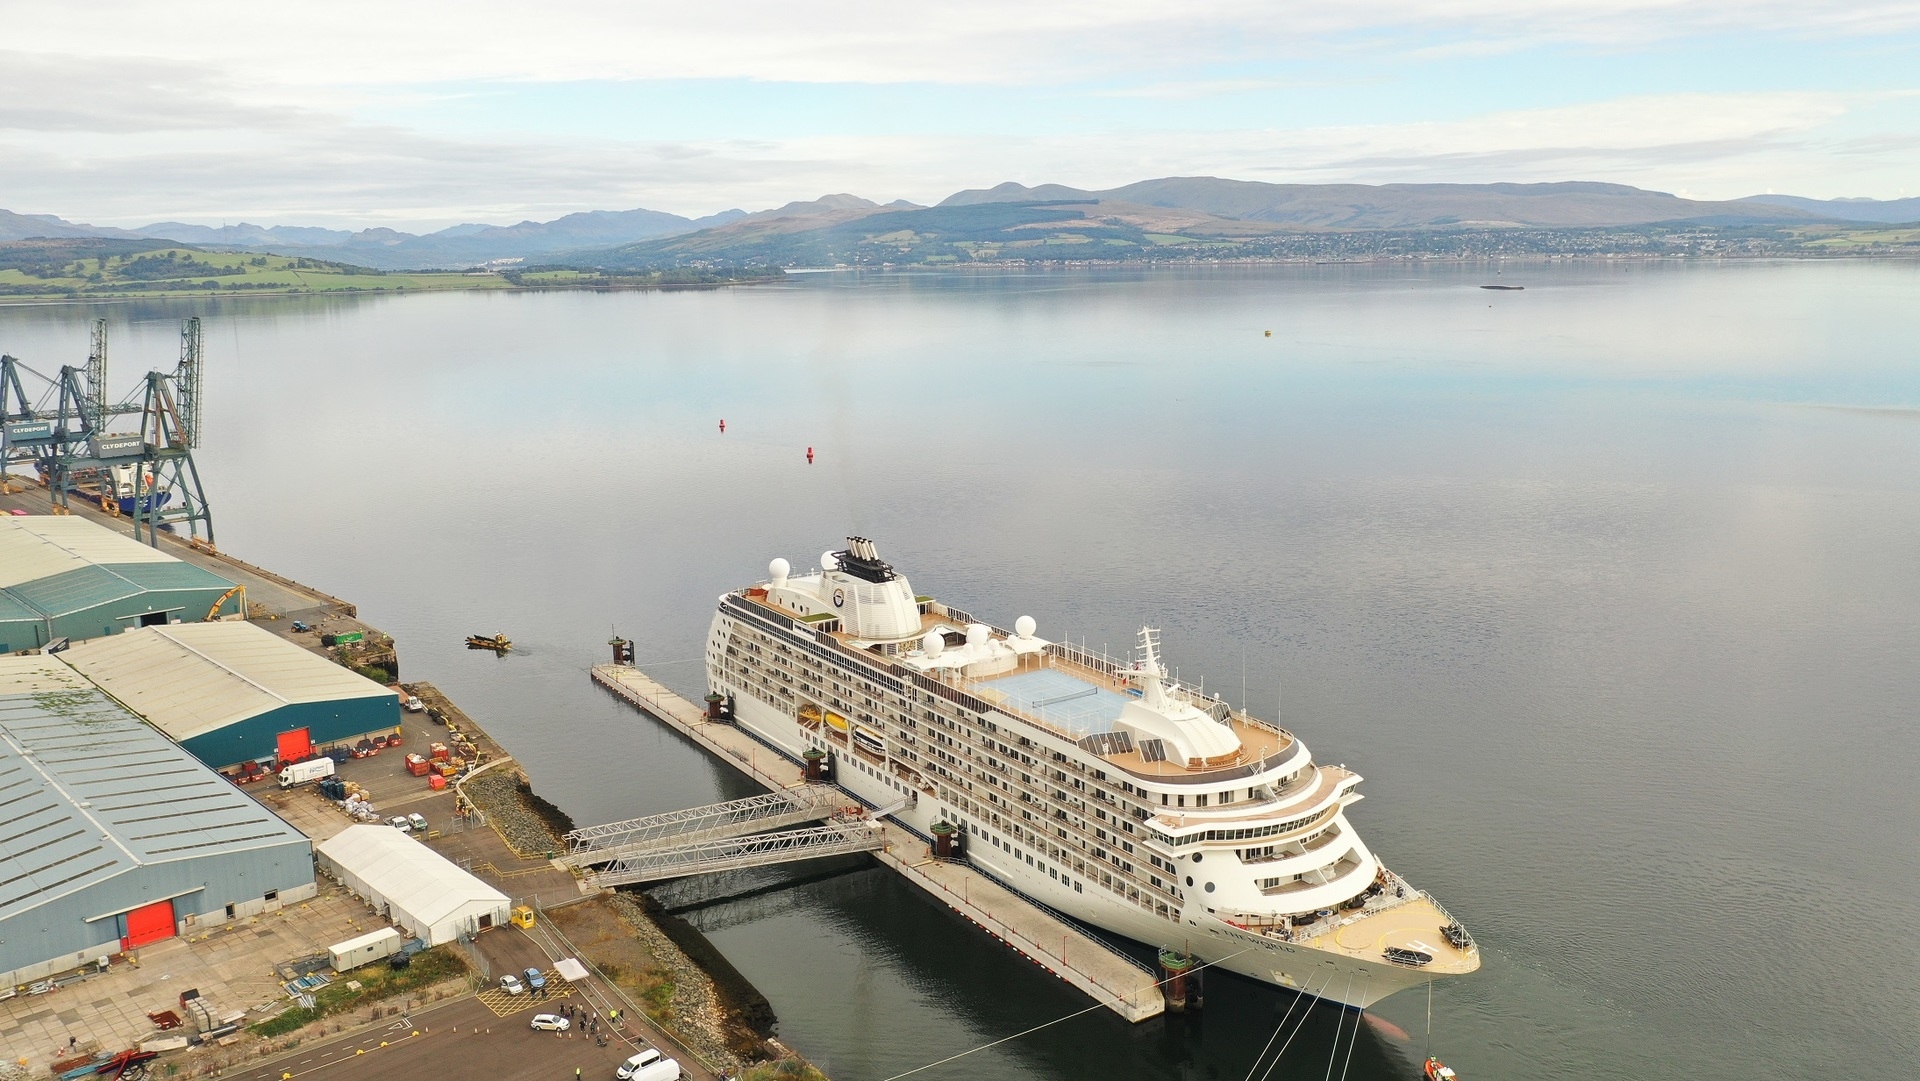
[720,687,1436,1011]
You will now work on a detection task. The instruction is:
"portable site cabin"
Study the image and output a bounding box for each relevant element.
[328,928,403,972]
[315,825,509,946]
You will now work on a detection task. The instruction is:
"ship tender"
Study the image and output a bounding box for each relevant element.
[706,537,1479,1009]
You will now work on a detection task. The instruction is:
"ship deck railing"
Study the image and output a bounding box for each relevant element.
[1233,865,1426,943]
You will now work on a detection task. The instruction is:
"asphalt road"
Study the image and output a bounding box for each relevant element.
[227,997,656,1081]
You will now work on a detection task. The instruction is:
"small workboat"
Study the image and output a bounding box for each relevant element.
[465,632,512,653]
[1424,1057,1458,1080]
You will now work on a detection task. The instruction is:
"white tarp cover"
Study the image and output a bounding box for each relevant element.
[554,957,590,982]
[316,825,509,946]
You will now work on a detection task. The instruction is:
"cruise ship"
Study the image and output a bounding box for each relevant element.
[705,537,1479,1009]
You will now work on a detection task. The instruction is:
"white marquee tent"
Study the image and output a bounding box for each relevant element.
[316,825,510,946]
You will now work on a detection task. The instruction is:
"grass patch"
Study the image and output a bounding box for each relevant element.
[593,960,676,1021]
[0,241,512,299]
[249,947,468,1037]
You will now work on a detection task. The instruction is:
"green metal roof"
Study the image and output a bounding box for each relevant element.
[2,562,234,621]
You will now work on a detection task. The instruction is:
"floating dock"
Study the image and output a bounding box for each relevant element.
[592,663,1166,1022]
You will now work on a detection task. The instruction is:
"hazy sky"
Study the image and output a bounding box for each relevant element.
[5,1,1918,229]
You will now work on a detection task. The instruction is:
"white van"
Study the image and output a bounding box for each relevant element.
[615,1049,680,1081]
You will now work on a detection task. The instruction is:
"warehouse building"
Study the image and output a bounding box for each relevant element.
[57,621,401,772]
[0,655,316,988]
[316,826,510,946]
[0,515,243,651]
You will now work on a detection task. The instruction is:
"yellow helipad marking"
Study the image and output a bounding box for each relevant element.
[476,989,542,1016]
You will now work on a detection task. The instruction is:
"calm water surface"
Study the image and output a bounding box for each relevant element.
[3,262,1917,1080]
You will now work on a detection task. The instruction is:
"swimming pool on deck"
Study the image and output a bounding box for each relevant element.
[969,667,1135,738]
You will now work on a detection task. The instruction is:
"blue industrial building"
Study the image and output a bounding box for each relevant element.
[57,621,401,772]
[0,516,242,650]
[0,655,315,988]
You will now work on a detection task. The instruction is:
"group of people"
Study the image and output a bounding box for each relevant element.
[556,1000,622,1036]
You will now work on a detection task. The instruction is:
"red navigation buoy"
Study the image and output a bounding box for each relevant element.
[718,419,726,433]
[806,446,815,464]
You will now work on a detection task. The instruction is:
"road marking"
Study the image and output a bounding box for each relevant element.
[267,1029,426,1079]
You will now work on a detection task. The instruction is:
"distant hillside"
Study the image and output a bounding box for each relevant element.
[0,209,149,242]
[583,197,1311,269]
[1739,194,1920,224]
[940,179,1831,229]
[5,178,1905,275]
[135,207,747,269]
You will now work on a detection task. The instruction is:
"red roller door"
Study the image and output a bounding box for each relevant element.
[123,899,175,949]
[277,728,312,764]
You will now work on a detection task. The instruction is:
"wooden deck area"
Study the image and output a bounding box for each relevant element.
[590,664,1166,1022]
[1318,895,1480,975]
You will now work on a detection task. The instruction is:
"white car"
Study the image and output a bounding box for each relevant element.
[529,1013,569,1032]
[408,812,429,832]
[388,816,411,831]
[498,973,525,996]
[404,695,425,713]
[615,1049,680,1081]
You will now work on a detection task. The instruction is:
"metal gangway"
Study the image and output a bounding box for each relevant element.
[562,785,848,869]
[584,820,887,888]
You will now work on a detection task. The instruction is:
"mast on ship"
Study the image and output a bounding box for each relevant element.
[1134,626,1172,711]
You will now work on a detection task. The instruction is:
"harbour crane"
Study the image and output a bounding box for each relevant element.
[0,318,216,545]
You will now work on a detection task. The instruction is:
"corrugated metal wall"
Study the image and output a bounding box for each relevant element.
[0,837,315,987]
[181,697,402,770]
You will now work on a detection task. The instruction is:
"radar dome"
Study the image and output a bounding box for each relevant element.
[922,631,945,657]
[821,551,839,572]
[769,558,791,585]
[1015,615,1036,639]
[966,623,989,647]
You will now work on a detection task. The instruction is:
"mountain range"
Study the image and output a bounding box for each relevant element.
[3,180,1915,270]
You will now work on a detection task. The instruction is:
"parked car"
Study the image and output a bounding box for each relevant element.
[404,695,425,713]
[523,966,546,991]
[290,620,310,633]
[388,816,411,831]
[408,812,429,832]
[498,973,524,996]
[529,1013,568,1032]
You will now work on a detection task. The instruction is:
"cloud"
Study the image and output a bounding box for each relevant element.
[0,52,314,134]
[2,88,1907,227]
[5,2,1919,87]
[1,4,1915,221]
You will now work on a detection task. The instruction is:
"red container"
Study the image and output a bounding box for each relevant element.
[427,774,448,790]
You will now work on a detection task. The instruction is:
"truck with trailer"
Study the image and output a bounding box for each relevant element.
[278,758,337,787]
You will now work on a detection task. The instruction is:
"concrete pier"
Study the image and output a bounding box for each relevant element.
[591,664,1166,1023]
